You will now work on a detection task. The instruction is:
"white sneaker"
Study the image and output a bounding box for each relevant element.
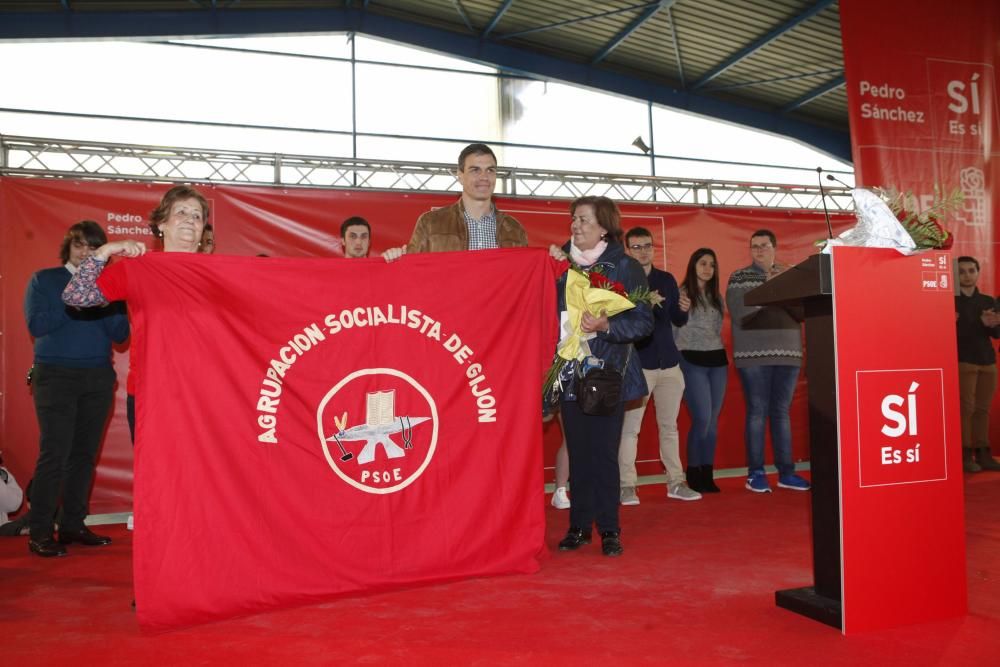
[667,483,702,501]
[620,486,640,506]
[126,514,134,531]
[551,486,571,509]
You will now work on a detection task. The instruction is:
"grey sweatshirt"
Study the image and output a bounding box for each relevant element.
[724,262,802,368]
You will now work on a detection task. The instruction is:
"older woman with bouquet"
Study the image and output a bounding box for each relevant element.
[547,196,653,557]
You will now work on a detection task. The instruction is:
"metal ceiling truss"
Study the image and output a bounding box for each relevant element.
[0,135,854,212]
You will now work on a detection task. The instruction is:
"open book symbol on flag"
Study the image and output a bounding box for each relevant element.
[326,389,431,464]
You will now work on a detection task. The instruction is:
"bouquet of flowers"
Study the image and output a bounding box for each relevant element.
[819,186,961,254]
[543,263,658,403]
[878,187,960,250]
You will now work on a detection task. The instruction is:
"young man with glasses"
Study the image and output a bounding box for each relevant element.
[617,227,699,505]
[725,229,810,493]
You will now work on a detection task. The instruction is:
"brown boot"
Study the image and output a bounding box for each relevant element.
[976,447,1000,471]
[964,448,982,473]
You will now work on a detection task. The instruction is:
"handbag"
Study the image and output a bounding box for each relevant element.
[577,347,632,416]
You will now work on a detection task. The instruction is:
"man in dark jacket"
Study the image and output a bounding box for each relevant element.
[955,255,1000,472]
[24,220,129,557]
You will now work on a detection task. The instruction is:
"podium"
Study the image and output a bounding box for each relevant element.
[745,247,966,634]
[745,253,840,627]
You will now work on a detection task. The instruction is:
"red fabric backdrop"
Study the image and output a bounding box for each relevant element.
[1,176,854,513]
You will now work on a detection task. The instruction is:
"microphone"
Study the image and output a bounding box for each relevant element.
[816,167,834,240]
[826,173,853,189]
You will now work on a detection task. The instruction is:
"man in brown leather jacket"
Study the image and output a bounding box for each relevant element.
[384,144,527,260]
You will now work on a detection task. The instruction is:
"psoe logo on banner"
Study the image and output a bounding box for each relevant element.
[855,368,948,488]
[315,368,438,494]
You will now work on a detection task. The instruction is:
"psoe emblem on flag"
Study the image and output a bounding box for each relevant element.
[316,368,438,494]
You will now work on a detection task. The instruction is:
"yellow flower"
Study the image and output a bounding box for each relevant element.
[557,270,636,361]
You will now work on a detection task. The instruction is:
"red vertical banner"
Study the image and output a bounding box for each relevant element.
[840,0,999,289]
[832,247,966,633]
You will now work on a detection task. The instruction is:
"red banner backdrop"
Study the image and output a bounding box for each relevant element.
[840,0,999,285]
[0,176,852,513]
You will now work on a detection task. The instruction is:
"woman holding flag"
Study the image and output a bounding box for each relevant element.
[62,185,210,442]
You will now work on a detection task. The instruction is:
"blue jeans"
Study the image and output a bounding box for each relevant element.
[679,360,728,467]
[736,365,799,476]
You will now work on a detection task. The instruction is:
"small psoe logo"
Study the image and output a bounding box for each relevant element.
[316,368,438,494]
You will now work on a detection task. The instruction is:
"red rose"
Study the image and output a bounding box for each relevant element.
[589,271,627,296]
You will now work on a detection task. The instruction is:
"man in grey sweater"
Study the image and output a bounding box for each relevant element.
[725,229,811,493]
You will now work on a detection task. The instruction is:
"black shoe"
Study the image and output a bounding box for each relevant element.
[600,531,623,557]
[701,465,721,493]
[558,526,592,551]
[29,537,68,558]
[686,466,703,492]
[58,527,112,546]
[976,448,1000,471]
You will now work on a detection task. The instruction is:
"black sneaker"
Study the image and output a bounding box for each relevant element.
[600,531,623,557]
[558,526,592,551]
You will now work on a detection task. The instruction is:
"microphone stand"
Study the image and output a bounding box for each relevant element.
[826,173,854,190]
[816,167,834,240]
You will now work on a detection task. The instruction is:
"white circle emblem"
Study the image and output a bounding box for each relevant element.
[316,368,438,494]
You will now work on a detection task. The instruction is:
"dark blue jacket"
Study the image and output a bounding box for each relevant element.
[635,267,688,370]
[557,241,654,402]
[25,266,129,368]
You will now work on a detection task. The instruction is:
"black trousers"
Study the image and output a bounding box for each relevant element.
[560,398,624,534]
[28,363,115,539]
[126,393,135,444]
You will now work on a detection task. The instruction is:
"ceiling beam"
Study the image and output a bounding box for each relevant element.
[666,6,685,87]
[704,68,842,92]
[780,74,845,112]
[591,0,675,65]
[450,0,475,33]
[0,6,851,161]
[482,0,514,38]
[691,0,837,90]
[498,2,659,40]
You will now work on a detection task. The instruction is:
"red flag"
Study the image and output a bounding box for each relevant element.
[117,248,557,630]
